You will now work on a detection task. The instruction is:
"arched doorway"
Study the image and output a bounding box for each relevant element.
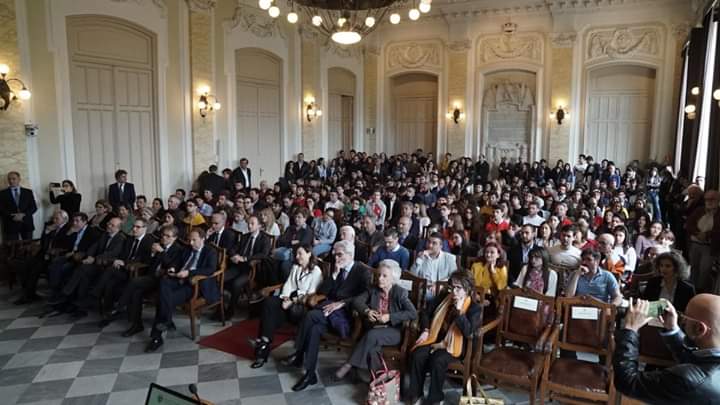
[388,73,438,155]
[327,67,355,157]
[235,48,283,183]
[584,64,656,167]
[67,15,159,209]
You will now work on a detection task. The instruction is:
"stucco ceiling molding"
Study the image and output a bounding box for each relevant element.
[226,2,285,40]
[585,24,664,63]
[109,0,167,18]
[385,40,444,71]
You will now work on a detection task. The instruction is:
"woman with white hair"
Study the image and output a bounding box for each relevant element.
[333,259,417,381]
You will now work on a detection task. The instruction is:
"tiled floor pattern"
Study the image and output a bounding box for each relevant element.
[0,286,536,405]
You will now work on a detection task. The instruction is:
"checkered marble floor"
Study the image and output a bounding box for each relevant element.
[0,286,535,405]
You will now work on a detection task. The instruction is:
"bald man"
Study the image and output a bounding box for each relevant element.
[686,190,720,292]
[614,294,720,403]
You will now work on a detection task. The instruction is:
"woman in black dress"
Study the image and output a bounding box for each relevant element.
[49,180,81,215]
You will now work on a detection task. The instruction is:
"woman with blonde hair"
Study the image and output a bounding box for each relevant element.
[259,207,280,237]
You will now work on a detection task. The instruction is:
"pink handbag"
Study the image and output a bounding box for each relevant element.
[366,354,400,405]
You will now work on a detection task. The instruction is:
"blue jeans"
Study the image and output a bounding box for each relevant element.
[311,243,332,257]
[648,190,662,222]
[273,247,293,280]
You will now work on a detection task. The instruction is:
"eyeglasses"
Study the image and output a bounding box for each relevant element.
[679,313,711,330]
[451,284,464,291]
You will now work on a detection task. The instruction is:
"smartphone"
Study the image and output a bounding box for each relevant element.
[648,299,669,318]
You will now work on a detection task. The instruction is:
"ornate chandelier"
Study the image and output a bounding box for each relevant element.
[258,0,432,45]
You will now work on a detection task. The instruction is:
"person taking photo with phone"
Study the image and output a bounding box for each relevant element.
[615,295,720,403]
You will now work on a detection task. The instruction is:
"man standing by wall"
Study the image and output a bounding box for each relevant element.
[0,171,37,240]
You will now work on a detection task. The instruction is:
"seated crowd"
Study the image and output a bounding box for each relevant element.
[5,149,720,404]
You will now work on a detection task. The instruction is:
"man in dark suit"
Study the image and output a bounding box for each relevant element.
[231,158,252,189]
[108,169,136,212]
[282,240,372,391]
[0,171,38,240]
[200,165,227,197]
[294,153,310,179]
[60,217,127,318]
[206,211,237,251]
[111,224,187,337]
[397,215,419,252]
[94,218,154,325]
[145,228,218,352]
[221,215,272,318]
[504,224,538,282]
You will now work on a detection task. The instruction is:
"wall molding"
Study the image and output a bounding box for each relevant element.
[185,0,216,13]
[109,0,167,18]
[385,39,444,72]
[225,2,285,40]
[476,30,544,66]
[585,24,664,63]
[550,32,577,49]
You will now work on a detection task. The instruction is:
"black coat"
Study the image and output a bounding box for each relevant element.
[641,278,696,312]
[121,234,155,264]
[200,173,227,196]
[69,226,102,254]
[277,225,313,249]
[180,246,219,303]
[206,229,237,252]
[0,187,38,235]
[151,241,188,274]
[230,231,272,259]
[231,167,252,189]
[108,182,136,211]
[419,290,483,358]
[614,328,720,404]
[316,261,372,304]
[49,191,82,216]
[86,231,127,264]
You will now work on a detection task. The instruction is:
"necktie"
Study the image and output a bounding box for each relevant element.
[184,250,199,271]
[119,183,124,196]
[247,235,256,256]
[339,268,348,282]
[12,188,19,206]
[128,238,140,260]
[211,232,219,245]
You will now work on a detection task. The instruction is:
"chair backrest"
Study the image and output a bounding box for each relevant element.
[548,263,576,296]
[497,288,556,346]
[638,324,674,366]
[205,242,226,285]
[556,295,616,357]
[400,270,428,312]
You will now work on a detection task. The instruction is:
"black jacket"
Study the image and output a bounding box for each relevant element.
[108,182,136,211]
[0,186,38,234]
[230,231,272,259]
[201,172,227,196]
[641,278,696,312]
[230,167,252,189]
[277,225,313,249]
[121,234,155,264]
[151,241,188,275]
[180,246,219,303]
[317,261,372,304]
[206,229,237,252]
[86,231,127,264]
[49,191,82,216]
[419,291,483,358]
[614,328,720,404]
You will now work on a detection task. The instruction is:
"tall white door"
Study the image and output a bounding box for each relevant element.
[328,93,343,156]
[395,96,437,154]
[236,49,282,184]
[341,95,354,152]
[67,16,158,209]
[584,65,656,167]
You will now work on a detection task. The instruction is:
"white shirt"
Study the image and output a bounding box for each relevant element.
[280,264,323,299]
[548,244,582,268]
[523,214,545,227]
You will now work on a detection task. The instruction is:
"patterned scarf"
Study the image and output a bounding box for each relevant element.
[412,294,471,357]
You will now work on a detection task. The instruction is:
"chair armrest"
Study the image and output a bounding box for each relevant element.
[191,274,209,285]
[479,318,500,336]
[261,283,284,297]
[307,293,327,308]
[534,324,554,352]
[127,263,148,278]
[544,324,562,353]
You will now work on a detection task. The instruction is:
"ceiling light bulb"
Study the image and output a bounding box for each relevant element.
[685,104,696,113]
[287,11,298,23]
[18,88,31,100]
[268,5,280,18]
[213,102,221,111]
[0,64,9,75]
[312,15,322,26]
[365,16,376,27]
[409,8,420,20]
[714,89,720,101]
[419,2,431,13]
[258,0,272,10]
[331,30,362,45]
[198,100,207,109]
[691,86,700,95]
[389,13,400,24]
[338,17,346,27]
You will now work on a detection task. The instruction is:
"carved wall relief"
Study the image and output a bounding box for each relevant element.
[586,25,662,61]
[226,3,284,39]
[477,32,543,64]
[385,40,442,71]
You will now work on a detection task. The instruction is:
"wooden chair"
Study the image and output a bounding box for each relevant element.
[382,271,427,371]
[637,324,674,367]
[1,239,40,289]
[248,235,276,290]
[548,263,576,297]
[540,295,617,404]
[181,242,227,340]
[475,288,556,405]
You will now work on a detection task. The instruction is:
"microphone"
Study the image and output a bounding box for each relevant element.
[188,384,202,405]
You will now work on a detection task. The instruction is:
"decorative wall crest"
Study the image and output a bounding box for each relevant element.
[226,3,284,39]
[483,81,535,110]
[186,0,217,13]
[386,40,442,71]
[109,0,167,17]
[586,26,661,61]
[550,32,577,48]
[477,31,542,64]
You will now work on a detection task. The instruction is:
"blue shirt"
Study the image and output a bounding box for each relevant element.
[369,245,410,270]
[576,269,619,303]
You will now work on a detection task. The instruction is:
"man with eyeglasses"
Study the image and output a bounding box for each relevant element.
[110,225,187,337]
[206,211,236,251]
[615,295,720,402]
[94,218,154,326]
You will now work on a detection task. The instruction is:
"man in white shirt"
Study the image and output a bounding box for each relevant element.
[548,224,582,268]
[522,201,545,227]
[410,232,457,301]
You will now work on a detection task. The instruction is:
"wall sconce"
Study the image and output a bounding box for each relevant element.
[549,105,569,125]
[713,89,720,107]
[305,96,322,122]
[445,104,464,124]
[685,104,697,120]
[197,85,221,118]
[0,63,31,111]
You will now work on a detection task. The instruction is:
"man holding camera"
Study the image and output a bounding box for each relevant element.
[615,295,720,403]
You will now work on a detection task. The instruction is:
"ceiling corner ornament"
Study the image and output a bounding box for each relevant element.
[671,23,691,41]
[110,0,167,18]
[550,32,577,48]
[386,41,442,70]
[477,24,542,64]
[587,25,661,61]
[186,0,217,13]
[227,3,284,39]
[447,40,471,53]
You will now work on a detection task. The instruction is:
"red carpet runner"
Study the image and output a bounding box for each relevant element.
[198,318,295,360]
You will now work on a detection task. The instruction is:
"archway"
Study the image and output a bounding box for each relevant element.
[388,73,438,155]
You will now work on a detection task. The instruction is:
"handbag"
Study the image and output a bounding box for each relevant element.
[366,353,400,405]
[459,374,505,405]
